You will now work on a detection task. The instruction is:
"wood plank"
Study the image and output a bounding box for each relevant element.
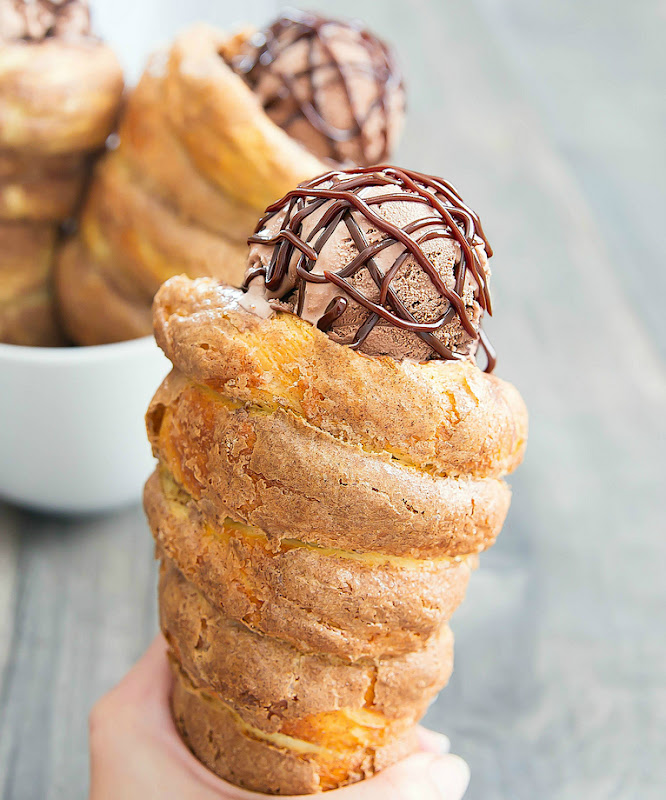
[0,513,19,685]
[0,506,156,800]
[471,0,666,357]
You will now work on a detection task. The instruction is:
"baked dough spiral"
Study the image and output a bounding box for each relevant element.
[145,276,527,794]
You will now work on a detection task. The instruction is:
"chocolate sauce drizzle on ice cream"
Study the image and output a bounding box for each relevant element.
[230,9,404,166]
[244,165,497,371]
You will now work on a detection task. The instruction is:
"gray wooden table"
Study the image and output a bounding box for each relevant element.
[1,1,664,798]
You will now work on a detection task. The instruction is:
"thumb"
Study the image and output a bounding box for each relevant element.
[332,752,470,800]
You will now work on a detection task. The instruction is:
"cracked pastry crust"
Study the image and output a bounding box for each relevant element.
[171,664,418,795]
[152,279,526,480]
[147,468,474,660]
[149,370,512,558]
[160,559,454,725]
[163,560,449,794]
[0,31,123,345]
[55,24,328,346]
[146,275,528,793]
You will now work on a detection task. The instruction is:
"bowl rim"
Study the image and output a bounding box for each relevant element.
[0,334,159,365]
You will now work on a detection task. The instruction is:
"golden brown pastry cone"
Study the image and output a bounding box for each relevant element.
[0,150,83,178]
[171,666,418,795]
[149,369,512,559]
[152,281,526,480]
[145,276,528,793]
[56,24,330,346]
[55,149,249,345]
[0,26,123,345]
[0,221,54,302]
[160,558,454,725]
[0,287,63,346]
[79,153,249,297]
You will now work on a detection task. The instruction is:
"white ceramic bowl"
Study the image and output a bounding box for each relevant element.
[0,336,169,514]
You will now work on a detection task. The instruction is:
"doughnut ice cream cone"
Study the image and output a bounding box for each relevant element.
[145,166,527,793]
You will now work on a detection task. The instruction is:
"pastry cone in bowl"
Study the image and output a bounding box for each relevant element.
[57,10,405,345]
[144,166,527,793]
[0,0,123,346]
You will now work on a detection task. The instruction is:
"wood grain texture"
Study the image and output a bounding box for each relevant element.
[0,507,157,800]
[0,0,664,798]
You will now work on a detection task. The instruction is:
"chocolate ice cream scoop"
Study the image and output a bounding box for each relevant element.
[230,9,405,166]
[0,0,90,41]
[244,165,496,368]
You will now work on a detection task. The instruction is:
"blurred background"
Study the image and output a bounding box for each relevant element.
[0,1,664,798]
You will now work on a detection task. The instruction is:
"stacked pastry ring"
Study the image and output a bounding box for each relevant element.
[144,276,528,794]
[0,34,123,345]
[56,24,327,346]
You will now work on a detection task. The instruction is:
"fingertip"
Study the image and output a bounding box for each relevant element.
[428,753,470,799]
[108,634,172,705]
[341,753,441,798]
[142,633,170,670]
[418,726,451,755]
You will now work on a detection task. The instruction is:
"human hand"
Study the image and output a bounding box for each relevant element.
[89,635,470,800]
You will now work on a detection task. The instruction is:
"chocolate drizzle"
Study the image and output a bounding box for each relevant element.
[231,9,403,165]
[246,165,497,371]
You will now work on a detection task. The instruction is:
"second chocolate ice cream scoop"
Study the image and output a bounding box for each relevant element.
[230,9,405,166]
